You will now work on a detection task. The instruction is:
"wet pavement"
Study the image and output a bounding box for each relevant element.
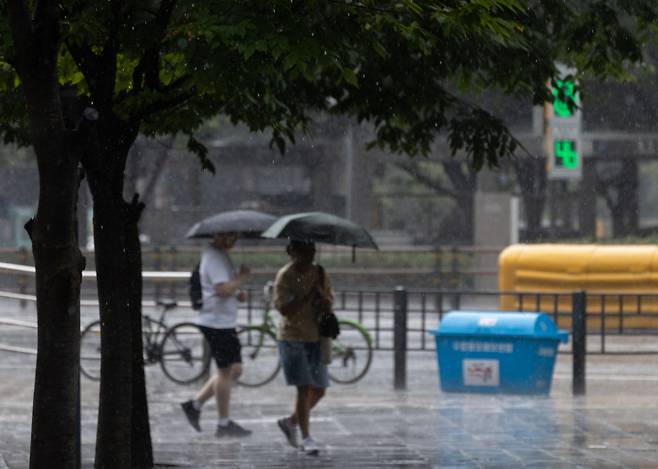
[3,349,658,468]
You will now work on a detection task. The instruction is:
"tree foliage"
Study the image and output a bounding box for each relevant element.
[2,1,655,169]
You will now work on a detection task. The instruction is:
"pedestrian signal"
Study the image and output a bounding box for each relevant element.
[546,66,582,180]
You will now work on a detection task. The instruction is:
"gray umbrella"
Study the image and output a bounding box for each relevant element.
[261,211,378,249]
[185,210,277,239]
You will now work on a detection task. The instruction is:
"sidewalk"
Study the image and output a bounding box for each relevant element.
[3,351,658,468]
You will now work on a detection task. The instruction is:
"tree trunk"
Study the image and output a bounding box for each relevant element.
[91,195,134,468]
[443,161,476,244]
[596,158,639,238]
[29,149,85,469]
[616,159,639,237]
[514,157,547,241]
[125,196,153,468]
[455,194,474,244]
[84,119,153,468]
[6,4,85,465]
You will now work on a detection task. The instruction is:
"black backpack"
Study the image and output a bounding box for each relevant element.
[189,262,203,310]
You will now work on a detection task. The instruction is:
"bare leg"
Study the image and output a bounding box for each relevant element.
[292,386,325,439]
[290,386,325,425]
[216,363,242,419]
[194,373,217,405]
[307,387,325,412]
[295,385,311,438]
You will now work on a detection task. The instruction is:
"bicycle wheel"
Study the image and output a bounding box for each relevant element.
[328,320,373,384]
[160,322,211,384]
[80,320,102,381]
[236,326,281,387]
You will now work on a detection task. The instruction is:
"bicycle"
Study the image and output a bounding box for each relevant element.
[237,283,374,387]
[80,299,210,384]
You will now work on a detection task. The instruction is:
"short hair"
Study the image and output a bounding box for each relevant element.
[286,240,316,255]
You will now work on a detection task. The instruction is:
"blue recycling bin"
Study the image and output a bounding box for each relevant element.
[429,311,569,395]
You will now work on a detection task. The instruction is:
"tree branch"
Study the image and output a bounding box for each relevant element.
[6,0,33,71]
[132,0,177,92]
[394,161,459,199]
[95,1,123,106]
[66,41,101,95]
[129,89,196,123]
[443,160,476,191]
[327,0,397,15]
[153,0,177,34]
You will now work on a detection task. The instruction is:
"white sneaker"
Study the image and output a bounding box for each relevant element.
[277,417,298,448]
[300,436,319,456]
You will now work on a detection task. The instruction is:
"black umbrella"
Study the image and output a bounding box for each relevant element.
[185,210,277,239]
[261,212,378,260]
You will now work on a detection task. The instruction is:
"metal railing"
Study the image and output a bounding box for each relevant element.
[3,261,658,355]
[0,244,504,291]
[5,261,658,395]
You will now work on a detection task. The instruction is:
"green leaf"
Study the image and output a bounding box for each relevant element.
[342,67,358,87]
[186,135,214,174]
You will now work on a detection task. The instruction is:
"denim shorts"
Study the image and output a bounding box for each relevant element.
[277,340,329,388]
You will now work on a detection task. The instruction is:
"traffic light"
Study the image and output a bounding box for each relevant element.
[546,66,582,180]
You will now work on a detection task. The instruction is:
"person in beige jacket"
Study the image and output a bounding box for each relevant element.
[273,240,333,456]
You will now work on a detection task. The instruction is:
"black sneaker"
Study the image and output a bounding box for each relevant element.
[215,420,252,438]
[180,400,201,432]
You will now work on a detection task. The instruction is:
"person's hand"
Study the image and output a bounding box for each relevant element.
[237,290,248,302]
[314,296,332,311]
[238,264,251,280]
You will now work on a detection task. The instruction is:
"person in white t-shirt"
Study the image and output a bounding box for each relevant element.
[180,232,252,437]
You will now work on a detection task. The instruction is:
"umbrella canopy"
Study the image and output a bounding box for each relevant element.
[261,211,378,249]
[185,210,277,239]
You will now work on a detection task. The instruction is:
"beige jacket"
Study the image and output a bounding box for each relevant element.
[274,262,333,342]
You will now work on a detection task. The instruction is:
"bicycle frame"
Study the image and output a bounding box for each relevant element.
[141,303,176,363]
[81,299,210,384]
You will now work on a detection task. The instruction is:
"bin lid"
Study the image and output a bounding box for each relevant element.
[430,311,568,343]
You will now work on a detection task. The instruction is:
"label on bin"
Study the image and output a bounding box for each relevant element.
[452,341,513,354]
[463,359,499,386]
[478,317,498,327]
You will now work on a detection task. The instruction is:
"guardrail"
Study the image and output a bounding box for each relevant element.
[4,261,658,394]
[3,262,658,355]
[0,244,504,290]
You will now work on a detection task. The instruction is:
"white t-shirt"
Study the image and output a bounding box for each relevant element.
[196,246,239,329]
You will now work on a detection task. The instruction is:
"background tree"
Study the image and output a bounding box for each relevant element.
[395,159,477,243]
[2,1,657,468]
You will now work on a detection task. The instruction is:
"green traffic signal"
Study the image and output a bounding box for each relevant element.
[552,79,576,118]
[554,140,579,169]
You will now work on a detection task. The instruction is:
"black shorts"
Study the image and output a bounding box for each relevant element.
[199,326,242,369]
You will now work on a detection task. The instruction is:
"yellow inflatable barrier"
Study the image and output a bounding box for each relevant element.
[499,244,658,330]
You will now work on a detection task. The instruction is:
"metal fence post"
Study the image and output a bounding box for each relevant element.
[393,286,408,390]
[572,290,586,395]
[450,246,459,289]
[432,246,441,288]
